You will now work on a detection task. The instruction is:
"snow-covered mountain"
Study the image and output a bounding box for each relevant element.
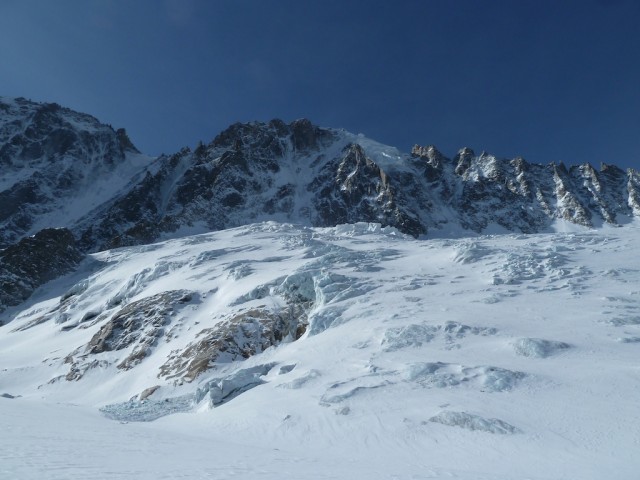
[2,97,640,254]
[3,97,640,321]
[0,97,149,248]
[1,97,639,479]
[74,118,640,251]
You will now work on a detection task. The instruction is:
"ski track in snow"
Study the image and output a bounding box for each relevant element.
[1,221,640,479]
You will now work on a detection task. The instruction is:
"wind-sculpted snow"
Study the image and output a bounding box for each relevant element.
[446,234,599,299]
[602,295,640,326]
[277,368,321,389]
[1,221,640,479]
[428,411,520,434]
[618,336,640,343]
[403,362,525,392]
[451,241,492,264]
[382,321,498,352]
[320,381,393,405]
[512,338,571,358]
[382,323,439,350]
[315,359,522,412]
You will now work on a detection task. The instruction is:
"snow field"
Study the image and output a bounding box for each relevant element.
[1,221,640,479]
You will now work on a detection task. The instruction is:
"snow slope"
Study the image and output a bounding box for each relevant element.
[1,221,639,479]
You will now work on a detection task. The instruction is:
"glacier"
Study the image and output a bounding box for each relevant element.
[1,220,639,479]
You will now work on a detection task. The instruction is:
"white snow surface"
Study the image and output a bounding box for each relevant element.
[1,221,640,479]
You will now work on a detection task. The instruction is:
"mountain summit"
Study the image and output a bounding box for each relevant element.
[0,97,146,248]
[1,97,639,254]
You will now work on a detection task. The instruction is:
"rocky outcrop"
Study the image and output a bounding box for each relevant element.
[0,228,84,315]
[60,290,196,380]
[86,290,195,368]
[159,305,307,382]
[411,146,640,231]
[310,143,424,236]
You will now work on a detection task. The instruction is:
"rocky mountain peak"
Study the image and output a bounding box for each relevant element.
[210,118,334,156]
[454,147,475,176]
[411,144,445,166]
[116,128,139,154]
[0,97,148,248]
[0,98,137,166]
[290,118,328,151]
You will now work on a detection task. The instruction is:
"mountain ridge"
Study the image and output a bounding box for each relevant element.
[70,116,640,250]
[2,96,639,253]
[1,96,639,314]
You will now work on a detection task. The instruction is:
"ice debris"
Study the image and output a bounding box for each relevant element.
[194,363,276,407]
[512,338,571,358]
[100,394,194,422]
[428,411,521,434]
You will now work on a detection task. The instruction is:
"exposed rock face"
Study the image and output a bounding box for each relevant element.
[159,305,307,382]
[0,97,142,249]
[0,228,84,314]
[410,146,640,232]
[86,290,195,368]
[310,143,424,236]
[62,290,197,380]
[74,119,347,250]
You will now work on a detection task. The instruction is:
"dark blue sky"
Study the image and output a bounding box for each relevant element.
[1,0,638,169]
